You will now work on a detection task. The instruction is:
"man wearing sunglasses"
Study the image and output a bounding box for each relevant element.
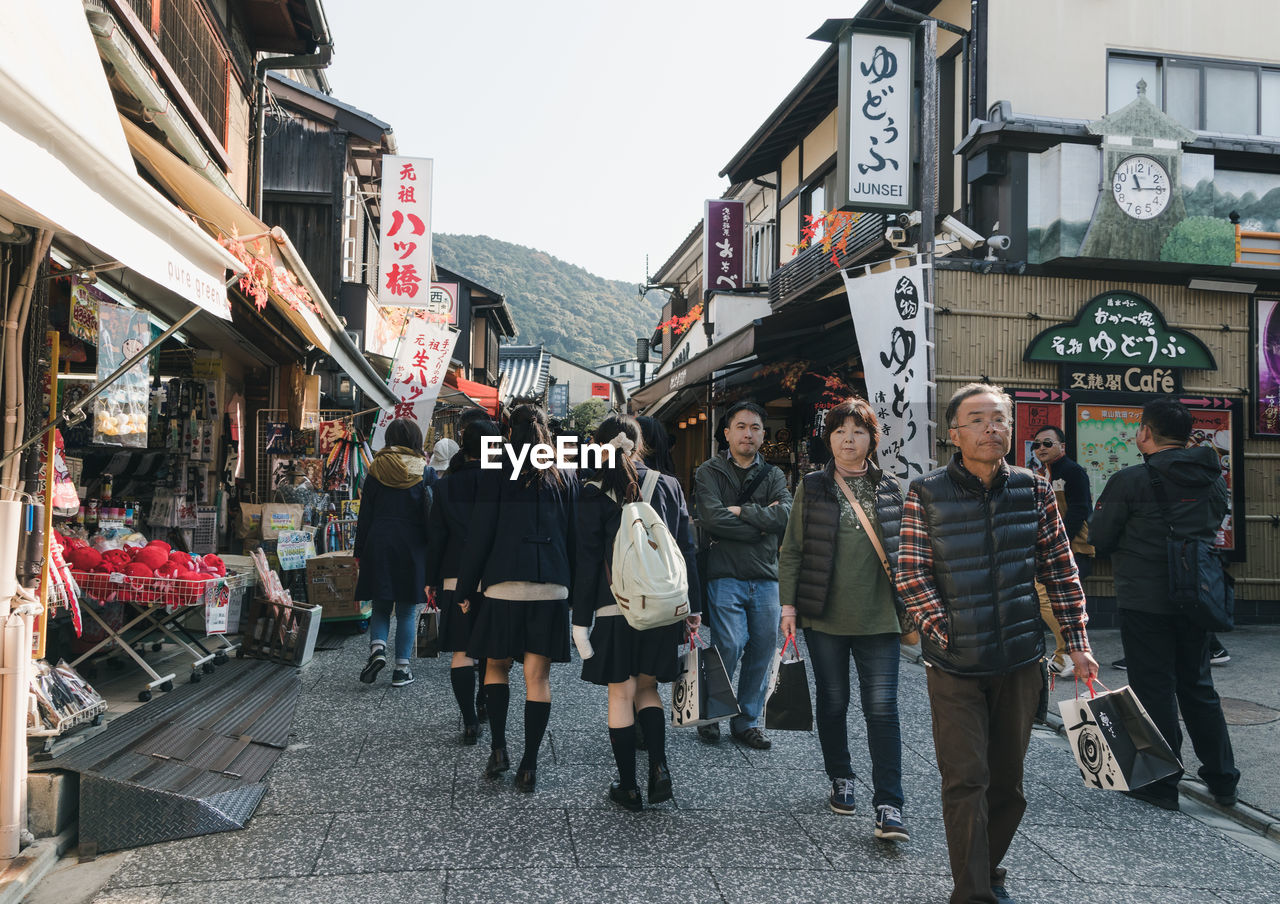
[1030,427,1094,678]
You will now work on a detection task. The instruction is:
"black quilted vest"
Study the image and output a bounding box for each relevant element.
[913,454,1044,676]
[794,461,903,618]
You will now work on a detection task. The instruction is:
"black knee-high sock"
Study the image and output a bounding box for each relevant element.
[475,660,487,705]
[485,683,510,749]
[450,666,477,724]
[609,725,638,790]
[636,706,667,767]
[519,700,551,772]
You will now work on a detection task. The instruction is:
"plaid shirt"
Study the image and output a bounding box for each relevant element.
[895,469,1090,654]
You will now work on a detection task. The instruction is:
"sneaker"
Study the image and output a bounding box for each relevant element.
[1112,657,1127,671]
[359,649,386,684]
[990,884,1017,902]
[1210,646,1230,666]
[1048,658,1074,679]
[697,722,720,744]
[731,726,772,750]
[828,777,856,815]
[874,804,909,841]
[391,667,414,687]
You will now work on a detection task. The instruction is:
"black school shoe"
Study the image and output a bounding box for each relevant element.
[462,723,481,746]
[483,746,510,779]
[647,762,673,804]
[514,768,536,793]
[609,780,643,812]
[359,649,386,684]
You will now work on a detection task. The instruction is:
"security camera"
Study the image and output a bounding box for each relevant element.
[987,234,1012,251]
[897,210,922,228]
[940,215,985,250]
[885,226,907,245]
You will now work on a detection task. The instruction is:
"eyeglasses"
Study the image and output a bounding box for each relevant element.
[952,417,1011,432]
[1032,440,1058,449]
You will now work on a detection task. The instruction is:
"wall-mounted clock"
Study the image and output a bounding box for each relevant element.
[1112,154,1171,220]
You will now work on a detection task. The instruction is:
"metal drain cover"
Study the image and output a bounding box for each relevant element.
[1219,697,1280,726]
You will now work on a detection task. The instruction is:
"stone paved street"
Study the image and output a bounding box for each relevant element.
[39,628,1280,904]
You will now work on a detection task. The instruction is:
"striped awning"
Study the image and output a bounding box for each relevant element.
[498,345,550,402]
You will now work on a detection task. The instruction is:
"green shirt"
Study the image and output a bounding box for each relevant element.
[778,474,900,636]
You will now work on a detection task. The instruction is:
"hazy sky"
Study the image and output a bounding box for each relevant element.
[322,1,861,284]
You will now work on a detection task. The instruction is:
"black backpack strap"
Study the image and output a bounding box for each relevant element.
[1144,464,1176,538]
[735,464,775,506]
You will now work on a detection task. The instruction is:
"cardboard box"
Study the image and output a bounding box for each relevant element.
[306,552,363,618]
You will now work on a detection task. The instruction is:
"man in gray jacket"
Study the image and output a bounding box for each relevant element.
[694,400,792,749]
[1090,397,1239,811]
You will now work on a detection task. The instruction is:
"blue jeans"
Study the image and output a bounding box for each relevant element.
[370,599,418,662]
[706,578,780,732]
[804,629,904,809]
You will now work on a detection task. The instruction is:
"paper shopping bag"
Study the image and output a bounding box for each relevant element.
[415,608,440,658]
[764,636,813,731]
[671,632,741,727]
[1058,685,1181,792]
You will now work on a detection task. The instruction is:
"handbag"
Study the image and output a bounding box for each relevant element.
[416,606,440,658]
[1146,467,1234,632]
[764,634,813,731]
[1058,682,1182,792]
[671,629,741,727]
[832,476,919,645]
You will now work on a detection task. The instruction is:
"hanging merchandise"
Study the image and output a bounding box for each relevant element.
[264,422,292,455]
[50,430,81,516]
[319,419,358,493]
[68,280,104,344]
[93,303,151,447]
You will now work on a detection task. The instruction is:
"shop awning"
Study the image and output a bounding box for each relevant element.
[0,0,244,318]
[119,119,399,411]
[631,320,760,410]
[445,373,500,416]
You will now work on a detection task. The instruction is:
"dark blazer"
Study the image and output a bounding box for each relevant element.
[454,464,579,600]
[571,462,701,627]
[424,460,485,586]
[353,468,438,604]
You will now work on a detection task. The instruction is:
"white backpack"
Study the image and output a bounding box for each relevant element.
[600,470,690,631]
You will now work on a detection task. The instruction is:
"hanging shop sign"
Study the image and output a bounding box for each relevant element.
[378,155,433,307]
[703,200,744,291]
[835,25,915,213]
[1251,296,1280,437]
[840,257,932,483]
[549,383,569,418]
[1026,291,1215,370]
[372,315,458,448]
[1062,364,1182,395]
[425,282,459,324]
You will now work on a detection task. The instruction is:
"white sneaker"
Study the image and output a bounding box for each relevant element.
[1049,658,1074,679]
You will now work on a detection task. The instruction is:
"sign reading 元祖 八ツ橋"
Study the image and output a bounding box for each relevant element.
[378,156,433,307]
[840,257,933,485]
[835,25,914,213]
[1025,290,1215,373]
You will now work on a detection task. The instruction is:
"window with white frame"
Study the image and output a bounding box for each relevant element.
[341,174,359,282]
[1108,52,1280,136]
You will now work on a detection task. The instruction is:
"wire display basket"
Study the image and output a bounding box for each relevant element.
[72,570,230,612]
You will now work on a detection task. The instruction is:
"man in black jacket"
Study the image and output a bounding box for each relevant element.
[896,383,1096,904]
[1030,425,1094,678]
[1090,398,1239,811]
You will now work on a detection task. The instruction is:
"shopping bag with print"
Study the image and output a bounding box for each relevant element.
[1058,683,1181,792]
[415,607,440,658]
[672,630,741,727]
[764,634,813,731]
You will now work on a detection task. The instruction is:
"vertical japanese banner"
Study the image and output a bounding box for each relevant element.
[372,315,459,449]
[838,28,914,211]
[702,200,744,292]
[840,258,933,484]
[378,155,433,307]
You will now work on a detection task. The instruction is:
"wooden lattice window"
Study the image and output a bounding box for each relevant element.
[156,0,229,147]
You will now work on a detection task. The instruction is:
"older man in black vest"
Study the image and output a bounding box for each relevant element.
[895,383,1098,904]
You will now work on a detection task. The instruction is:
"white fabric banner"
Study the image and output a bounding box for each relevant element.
[377,155,433,308]
[372,315,458,448]
[840,258,934,485]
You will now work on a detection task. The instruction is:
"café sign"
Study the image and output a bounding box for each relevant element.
[1062,365,1182,394]
[1026,291,1215,371]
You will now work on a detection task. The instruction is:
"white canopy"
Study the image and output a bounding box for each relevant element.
[0,0,243,318]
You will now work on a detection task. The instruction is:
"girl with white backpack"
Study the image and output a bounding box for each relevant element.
[572,415,702,811]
